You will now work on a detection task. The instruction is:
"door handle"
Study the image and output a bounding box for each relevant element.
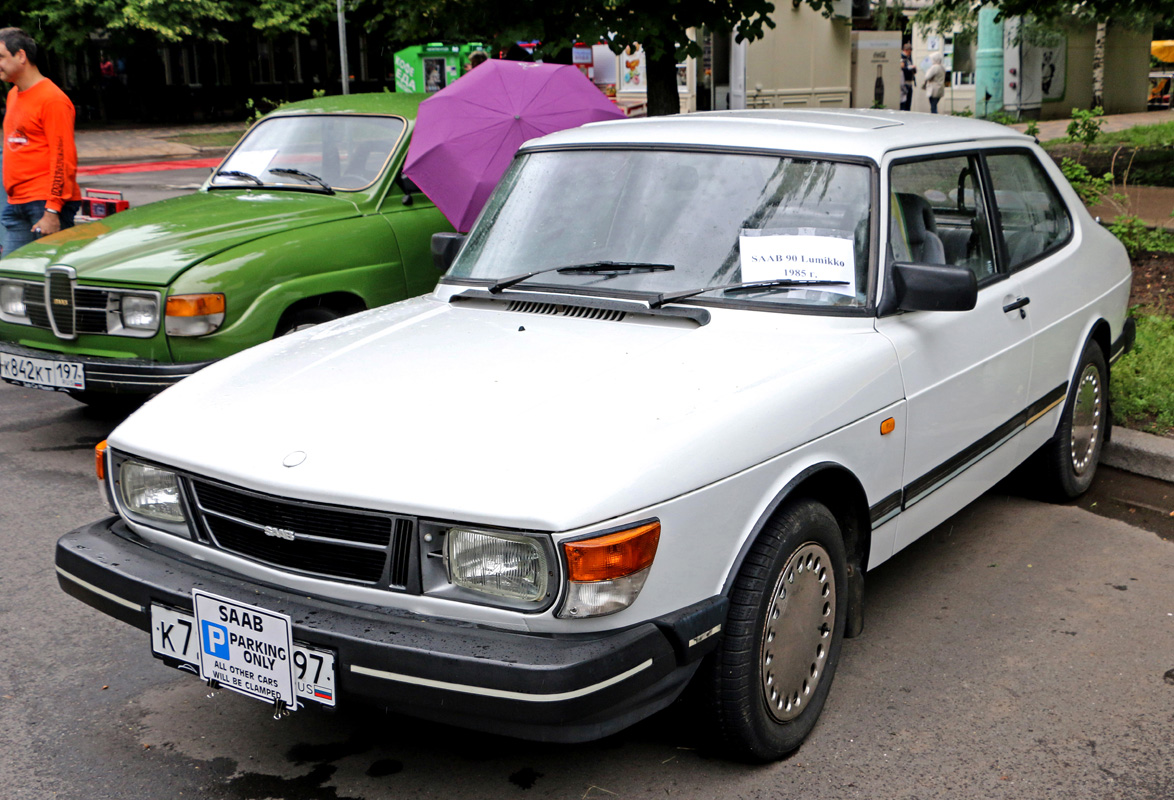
[1003,296,1030,317]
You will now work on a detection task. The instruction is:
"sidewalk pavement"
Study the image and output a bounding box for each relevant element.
[1009,108,1174,142]
[75,122,244,163]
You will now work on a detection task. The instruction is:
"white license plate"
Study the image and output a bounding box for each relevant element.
[0,353,84,390]
[150,600,336,709]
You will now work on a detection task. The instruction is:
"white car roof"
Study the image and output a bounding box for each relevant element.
[525,109,1033,162]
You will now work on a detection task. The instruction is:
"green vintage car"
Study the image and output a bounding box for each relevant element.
[0,93,450,410]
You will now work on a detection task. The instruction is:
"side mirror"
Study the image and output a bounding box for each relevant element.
[891,262,977,312]
[431,232,466,273]
[399,175,422,206]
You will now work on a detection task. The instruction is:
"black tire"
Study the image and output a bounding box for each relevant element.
[707,498,848,761]
[67,391,147,417]
[275,307,342,337]
[1039,340,1108,500]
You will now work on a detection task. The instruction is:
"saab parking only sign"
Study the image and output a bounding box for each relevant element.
[193,590,297,709]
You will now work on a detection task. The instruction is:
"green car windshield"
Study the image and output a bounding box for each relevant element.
[449,149,873,309]
[212,114,405,192]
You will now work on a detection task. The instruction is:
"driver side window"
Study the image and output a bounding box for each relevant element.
[889,155,997,282]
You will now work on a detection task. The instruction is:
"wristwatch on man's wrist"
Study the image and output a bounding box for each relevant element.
[45,208,59,215]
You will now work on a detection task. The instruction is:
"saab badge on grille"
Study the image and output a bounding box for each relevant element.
[264,525,296,541]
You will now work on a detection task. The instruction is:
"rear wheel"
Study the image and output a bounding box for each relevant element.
[707,498,847,761]
[1039,341,1108,500]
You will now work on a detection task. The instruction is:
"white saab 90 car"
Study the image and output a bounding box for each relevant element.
[57,111,1133,761]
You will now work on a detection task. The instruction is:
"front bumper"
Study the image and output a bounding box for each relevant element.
[56,517,727,743]
[0,339,213,394]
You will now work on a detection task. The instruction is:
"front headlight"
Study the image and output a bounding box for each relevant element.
[445,528,549,602]
[119,460,186,524]
[0,282,29,322]
[120,295,159,330]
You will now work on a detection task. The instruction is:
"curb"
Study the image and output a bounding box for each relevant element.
[1103,427,1174,483]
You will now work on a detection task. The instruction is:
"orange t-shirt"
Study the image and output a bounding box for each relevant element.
[3,79,81,211]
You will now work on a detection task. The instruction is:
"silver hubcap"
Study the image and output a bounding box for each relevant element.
[1070,364,1103,476]
[760,542,835,722]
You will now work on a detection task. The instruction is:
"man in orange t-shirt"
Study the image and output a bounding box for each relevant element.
[0,27,81,257]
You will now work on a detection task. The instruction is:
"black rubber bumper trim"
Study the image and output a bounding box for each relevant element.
[1110,318,1136,364]
[0,340,213,392]
[56,517,714,742]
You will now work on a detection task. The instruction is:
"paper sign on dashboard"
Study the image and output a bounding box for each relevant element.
[740,230,856,297]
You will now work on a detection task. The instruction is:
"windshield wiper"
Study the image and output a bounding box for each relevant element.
[487,261,675,294]
[269,168,335,194]
[648,278,849,309]
[212,169,263,185]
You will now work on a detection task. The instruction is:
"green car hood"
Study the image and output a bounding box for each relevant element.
[0,190,362,286]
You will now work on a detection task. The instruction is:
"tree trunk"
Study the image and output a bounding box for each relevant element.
[645,45,680,117]
[1091,21,1107,109]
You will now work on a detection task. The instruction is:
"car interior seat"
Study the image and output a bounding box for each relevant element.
[896,193,946,265]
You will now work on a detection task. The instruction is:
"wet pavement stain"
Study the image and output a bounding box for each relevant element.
[509,767,543,789]
[226,763,363,800]
[365,758,403,777]
[1066,466,1174,542]
[287,737,372,766]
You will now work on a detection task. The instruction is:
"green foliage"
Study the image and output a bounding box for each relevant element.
[245,96,279,124]
[1059,157,1119,206]
[951,109,974,118]
[985,111,1018,125]
[1024,120,1040,138]
[1067,107,1105,146]
[872,0,906,33]
[911,0,1165,31]
[1112,313,1174,434]
[16,0,335,49]
[1107,216,1174,257]
[1096,121,1174,148]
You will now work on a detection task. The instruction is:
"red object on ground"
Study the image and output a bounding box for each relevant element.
[79,188,129,219]
[77,157,222,176]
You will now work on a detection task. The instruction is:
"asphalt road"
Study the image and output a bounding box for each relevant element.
[1,379,1172,800]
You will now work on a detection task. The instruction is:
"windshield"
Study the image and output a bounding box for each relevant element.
[448,149,873,309]
[211,114,405,191]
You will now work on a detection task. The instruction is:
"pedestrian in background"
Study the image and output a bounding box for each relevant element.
[899,43,916,111]
[924,52,946,114]
[0,27,81,256]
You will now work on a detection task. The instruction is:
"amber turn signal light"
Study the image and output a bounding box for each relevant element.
[95,440,108,481]
[166,293,226,317]
[880,417,896,435]
[565,521,660,583]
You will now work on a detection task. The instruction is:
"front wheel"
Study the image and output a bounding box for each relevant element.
[275,307,342,337]
[1038,341,1108,500]
[706,498,848,761]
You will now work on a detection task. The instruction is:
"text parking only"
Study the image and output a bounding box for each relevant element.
[193,590,297,709]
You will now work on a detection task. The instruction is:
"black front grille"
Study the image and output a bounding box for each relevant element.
[23,282,110,335]
[189,479,415,587]
[46,270,75,337]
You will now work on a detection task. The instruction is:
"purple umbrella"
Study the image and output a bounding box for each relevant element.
[403,59,626,232]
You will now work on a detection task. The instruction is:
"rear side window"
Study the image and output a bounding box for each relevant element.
[985,152,1072,270]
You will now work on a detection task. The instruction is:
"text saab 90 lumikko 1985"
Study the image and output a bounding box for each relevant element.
[55,110,1133,760]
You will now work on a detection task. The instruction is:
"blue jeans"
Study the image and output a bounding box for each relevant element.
[928,96,940,114]
[2,199,81,257]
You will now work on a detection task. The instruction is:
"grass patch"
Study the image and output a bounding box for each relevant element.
[164,130,245,148]
[1096,121,1174,148]
[1113,312,1174,435]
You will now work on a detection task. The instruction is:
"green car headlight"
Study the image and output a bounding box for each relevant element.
[444,527,549,602]
[0,282,29,322]
[119,460,186,524]
[120,295,160,331]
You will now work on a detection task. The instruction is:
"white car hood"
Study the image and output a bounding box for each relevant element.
[113,294,903,530]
